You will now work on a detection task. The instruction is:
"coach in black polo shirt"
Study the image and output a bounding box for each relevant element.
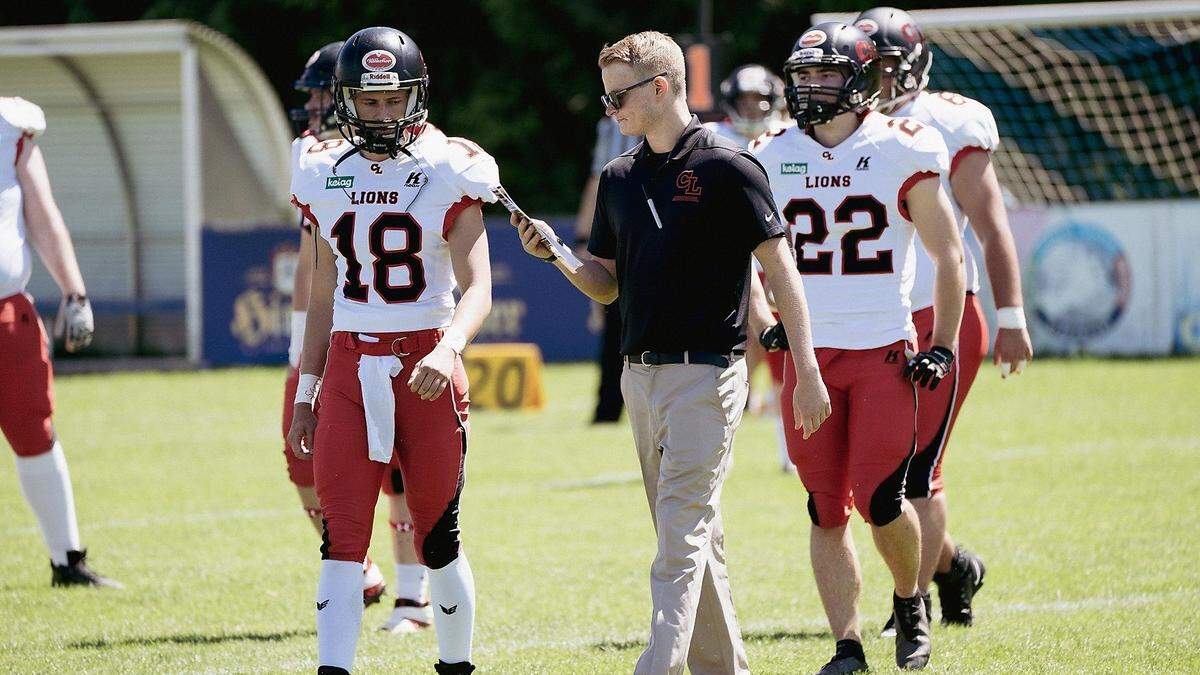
[514,31,831,675]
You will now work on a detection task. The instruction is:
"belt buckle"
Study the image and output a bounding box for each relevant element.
[390,336,412,358]
[639,350,653,366]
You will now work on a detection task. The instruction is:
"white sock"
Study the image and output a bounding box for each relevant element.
[775,415,793,470]
[15,441,82,566]
[394,563,427,602]
[317,559,364,670]
[427,553,475,664]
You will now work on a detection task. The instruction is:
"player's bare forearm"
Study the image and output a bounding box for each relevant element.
[18,144,86,297]
[756,236,817,370]
[951,154,1023,308]
[910,178,965,350]
[446,204,493,343]
[299,234,337,378]
[747,271,775,337]
[291,228,315,312]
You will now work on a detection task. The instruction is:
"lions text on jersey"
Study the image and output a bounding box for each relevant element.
[290,130,499,333]
[751,110,949,349]
[893,90,1000,311]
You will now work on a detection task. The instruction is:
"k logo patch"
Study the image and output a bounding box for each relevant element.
[856,156,871,170]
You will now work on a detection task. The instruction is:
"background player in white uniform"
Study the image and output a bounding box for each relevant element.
[287,27,494,675]
[0,97,120,588]
[752,22,965,673]
[856,6,1034,632]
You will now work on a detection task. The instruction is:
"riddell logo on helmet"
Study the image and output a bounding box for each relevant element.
[362,49,396,72]
[799,31,826,47]
[855,19,879,35]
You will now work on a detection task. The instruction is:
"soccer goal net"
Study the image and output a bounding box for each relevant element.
[817,1,1200,205]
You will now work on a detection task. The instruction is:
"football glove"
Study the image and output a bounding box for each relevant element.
[759,323,789,352]
[903,346,954,390]
[54,294,94,353]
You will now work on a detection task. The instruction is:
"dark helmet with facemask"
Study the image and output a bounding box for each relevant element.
[333,27,429,157]
[854,7,932,114]
[782,22,881,127]
[289,41,344,137]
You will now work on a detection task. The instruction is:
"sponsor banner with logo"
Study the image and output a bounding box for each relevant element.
[200,216,595,365]
[972,200,1200,355]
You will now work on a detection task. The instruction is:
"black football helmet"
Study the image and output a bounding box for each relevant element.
[783,22,881,127]
[719,64,785,139]
[854,7,931,113]
[289,41,344,137]
[333,27,429,157]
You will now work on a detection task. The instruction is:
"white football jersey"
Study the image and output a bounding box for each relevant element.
[290,129,499,333]
[893,90,1000,310]
[0,97,46,299]
[751,111,949,349]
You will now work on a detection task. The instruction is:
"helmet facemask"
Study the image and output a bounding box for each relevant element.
[784,58,880,127]
[334,74,429,158]
[875,43,931,114]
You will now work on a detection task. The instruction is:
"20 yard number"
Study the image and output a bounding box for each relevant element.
[329,212,427,303]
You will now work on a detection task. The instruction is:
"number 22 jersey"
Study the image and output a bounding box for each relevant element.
[290,130,500,333]
[751,111,949,349]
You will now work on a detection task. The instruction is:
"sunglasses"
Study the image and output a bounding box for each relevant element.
[601,72,668,111]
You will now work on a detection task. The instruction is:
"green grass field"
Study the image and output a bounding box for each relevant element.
[2,358,1199,673]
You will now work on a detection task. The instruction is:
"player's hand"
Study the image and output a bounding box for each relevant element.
[759,323,789,352]
[904,346,955,390]
[287,405,318,460]
[511,214,555,261]
[408,343,456,401]
[791,363,832,440]
[993,327,1033,378]
[54,294,93,352]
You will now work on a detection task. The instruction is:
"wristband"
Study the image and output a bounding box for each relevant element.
[295,373,321,406]
[288,311,306,367]
[996,306,1027,330]
[441,327,468,355]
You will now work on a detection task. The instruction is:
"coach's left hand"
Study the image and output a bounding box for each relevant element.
[994,327,1033,378]
[408,343,455,401]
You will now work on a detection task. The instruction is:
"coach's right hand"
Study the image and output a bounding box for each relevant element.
[512,214,555,261]
[287,405,317,461]
[792,364,832,440]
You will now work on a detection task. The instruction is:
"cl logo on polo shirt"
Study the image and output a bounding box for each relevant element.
[673,170,703,203]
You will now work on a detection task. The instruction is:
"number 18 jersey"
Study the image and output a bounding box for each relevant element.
[290,130,500,333]
[751,111,949,349]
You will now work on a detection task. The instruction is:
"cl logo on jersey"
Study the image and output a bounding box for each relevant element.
[673,170,702,203]
[371,163,383,175]
[326,176,354,189]
[781,162,809,175]
[856,156,871,171]
[822,151,835,161]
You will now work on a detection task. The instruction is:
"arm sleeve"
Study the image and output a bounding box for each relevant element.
[586,173,617,259]
[724,151,787,252]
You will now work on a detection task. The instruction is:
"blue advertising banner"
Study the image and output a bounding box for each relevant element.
[201,225,298,366]
[201,216,596,366]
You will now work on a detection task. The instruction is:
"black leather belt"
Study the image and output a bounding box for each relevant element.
[625,350,744,368]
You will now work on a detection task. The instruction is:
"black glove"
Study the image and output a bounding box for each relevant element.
[903,345,955,390]
[759,323,789,352]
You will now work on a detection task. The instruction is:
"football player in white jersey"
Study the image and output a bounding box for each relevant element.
[751,22,965,673]
[284,41,438,632]
[0,96,120,588]
[855,6,1033,633]
[286,27,495,675]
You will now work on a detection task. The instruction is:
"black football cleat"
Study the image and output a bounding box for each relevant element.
[816,639,869,674]
[933,545,986,626]
[51,549,124,589]
[880,591,931,638]
[894,592,931,670]
[317,667,350,674]
[433,661,475,674]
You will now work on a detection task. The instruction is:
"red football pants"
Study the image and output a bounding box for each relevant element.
[313,329,469,568]
[0,292,55,457]
[782,341,916,528]
[907,294,988,498]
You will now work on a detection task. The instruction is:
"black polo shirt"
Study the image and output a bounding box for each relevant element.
[588,116,785,356]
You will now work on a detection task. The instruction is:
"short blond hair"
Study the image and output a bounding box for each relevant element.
[598,31,686,99]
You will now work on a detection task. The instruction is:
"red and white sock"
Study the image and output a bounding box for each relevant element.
[317,560,364,670]
[15,441,81,566]
[428,553,475,664]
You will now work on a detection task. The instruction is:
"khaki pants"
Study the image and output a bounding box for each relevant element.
[622,358,751,675]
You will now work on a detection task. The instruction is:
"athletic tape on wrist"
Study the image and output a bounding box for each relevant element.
[996,306,1027,330]
[441,327,468,355]
[295,373,321,406]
